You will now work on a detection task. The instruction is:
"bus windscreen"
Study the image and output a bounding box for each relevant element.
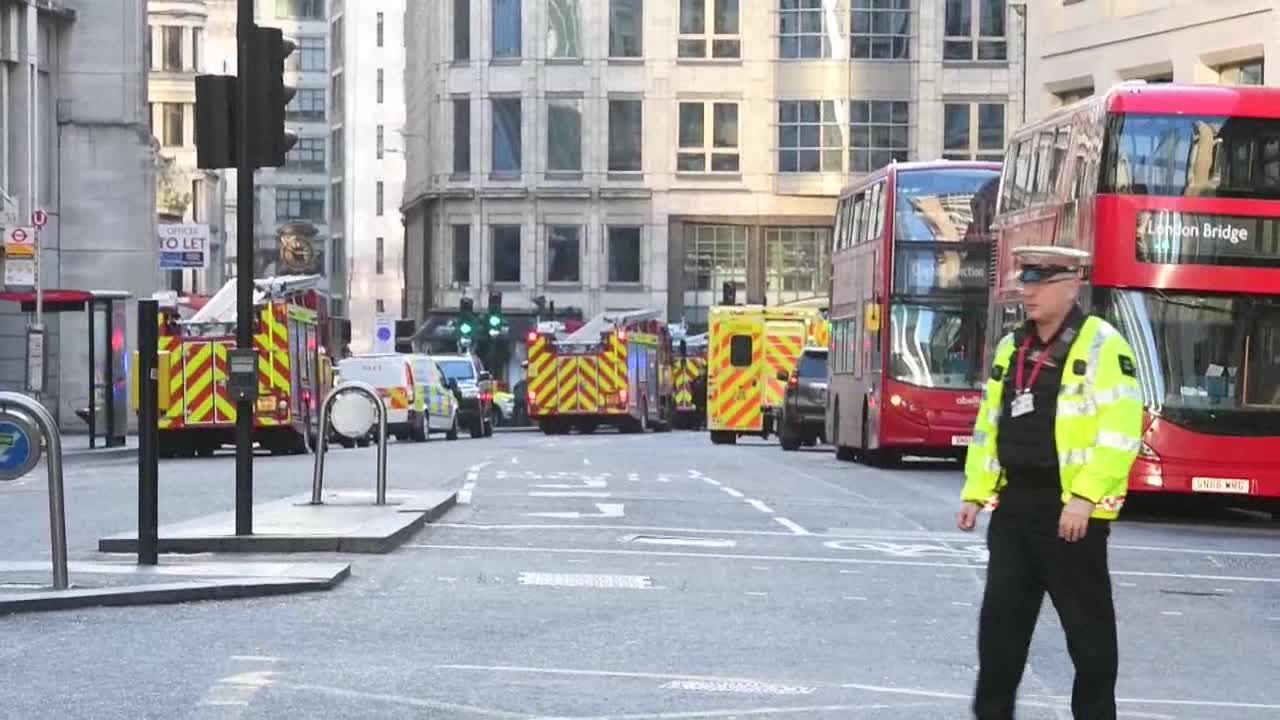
[893,168,1001,244]
[1101,113,1280,200]
[1104,289,1280,436]
[887,303,985,391]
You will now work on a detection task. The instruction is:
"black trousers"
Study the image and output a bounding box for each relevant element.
[974,490,1118,720]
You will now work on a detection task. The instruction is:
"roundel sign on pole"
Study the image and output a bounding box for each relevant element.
[376,327,392,342]
[32,209,48,228]
[0,409,41,481]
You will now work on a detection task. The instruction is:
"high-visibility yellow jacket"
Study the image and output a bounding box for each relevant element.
[962,316,1145,520]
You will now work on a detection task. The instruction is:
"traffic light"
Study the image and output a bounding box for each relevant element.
[394,319,416,354]
[486,290,504,335]
[458,296,476,339]
[194,75,236,169]
[193,26,298,169]
[245,26,298,168]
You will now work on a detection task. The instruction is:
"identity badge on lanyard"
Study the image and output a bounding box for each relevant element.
[1011,336,1051,418]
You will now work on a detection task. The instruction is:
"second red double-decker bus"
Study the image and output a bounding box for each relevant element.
[993,81,1280,508]
[827,161,1001,464]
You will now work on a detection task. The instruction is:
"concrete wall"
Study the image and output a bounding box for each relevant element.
[1026,0,1276,118]
[0,0,155,430]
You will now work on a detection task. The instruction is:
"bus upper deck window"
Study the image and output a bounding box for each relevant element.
[730,336,753,367]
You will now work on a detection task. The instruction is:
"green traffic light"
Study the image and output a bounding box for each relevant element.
[488,314,502,328]
[459,322,473,335]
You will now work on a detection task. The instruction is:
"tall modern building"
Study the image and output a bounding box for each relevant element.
[330,0,407,352]
[206,0,331,300]
[1025,0,1271,118]
[0,0,155,427]
[402,0,1020,378]
[147,0,227,294]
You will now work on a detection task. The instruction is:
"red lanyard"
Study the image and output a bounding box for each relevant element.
[1014,335,1052,394]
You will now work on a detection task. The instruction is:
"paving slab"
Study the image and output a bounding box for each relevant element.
[0,559,350,615]
[96,489,456,554]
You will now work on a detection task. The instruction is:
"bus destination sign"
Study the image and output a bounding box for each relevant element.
[1136,210,1280,268]
[893,247,988,294]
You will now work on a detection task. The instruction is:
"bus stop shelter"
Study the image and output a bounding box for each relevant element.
[0,289,132,448]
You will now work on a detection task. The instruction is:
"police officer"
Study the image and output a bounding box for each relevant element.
[957,246,1145,720]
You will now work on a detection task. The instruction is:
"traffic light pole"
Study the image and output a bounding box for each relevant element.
[233,0,255,536]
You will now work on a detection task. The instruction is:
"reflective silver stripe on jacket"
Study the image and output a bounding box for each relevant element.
[986,457,1002,474]
[1060,448,1092,467]
[973,430,988,446]
[1096,430,1141,453]
[1093,384,1141,406]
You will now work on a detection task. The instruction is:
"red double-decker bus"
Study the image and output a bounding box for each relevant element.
[827,161,1001,464]
[993,82,1280,508]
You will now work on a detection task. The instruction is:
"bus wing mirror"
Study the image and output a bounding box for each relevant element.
[776,371,789,382]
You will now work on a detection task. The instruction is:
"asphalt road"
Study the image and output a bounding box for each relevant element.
[1,430,1278,719]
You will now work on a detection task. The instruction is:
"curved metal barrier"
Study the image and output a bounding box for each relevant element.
[0,392,68,589]
[311,381,389,505]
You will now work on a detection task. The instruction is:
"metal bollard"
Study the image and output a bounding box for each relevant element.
[0,392,68,589]
[311,381,389,505]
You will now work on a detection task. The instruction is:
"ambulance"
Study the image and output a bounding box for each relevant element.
[526,309,674,434]
[672,333,708,429]
[335,354,428,442]
[706,304,825,444]
[147,275,334,457]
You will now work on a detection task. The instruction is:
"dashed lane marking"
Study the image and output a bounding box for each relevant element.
[774,517,811,535]
[720,487,745,499]
[630,536,738,549]
[746,499,774,514]
[661,679,815,695]
[517,572,653,589]
[701,477,722,487]
[525,503,625,520]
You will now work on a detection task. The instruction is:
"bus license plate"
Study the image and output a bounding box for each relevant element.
[951,435,972,447]
[1191,477,1251,495]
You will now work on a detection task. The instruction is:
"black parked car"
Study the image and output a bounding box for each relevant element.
[778,347,828,451]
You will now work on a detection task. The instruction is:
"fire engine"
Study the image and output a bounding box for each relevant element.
[526,309,675,434]
[148,275,334,457]
[706,304,826,444]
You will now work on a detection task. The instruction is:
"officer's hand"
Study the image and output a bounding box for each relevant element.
[1058,497,1095,542]
[956,502,981,531]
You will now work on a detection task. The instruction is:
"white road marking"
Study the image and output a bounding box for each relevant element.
[843,596,867,601]
[517,572,652,589]
[583,458,591,465]
[627,473,639,482]
[656,475,672,483]
[774,517,811,535]
[411,544,1280,584]
[1118,582,1137,588]
[269,682,526,718]
[197,670,279,715]
[751,565,770,571]
[510,457,519,465]
[744,591,768,596]
[527,491,613,498]
[839,569,863,575]
[661,679,815,695]
[457,482,476,505]
[701,477,722,487]
[746,499,774,514]
[534,478,608,489]
[431,523,793,536]
[437,576,458,583]
[631,537,738,549]
[1161,611,1182,616]
[228,656,283,663]
[720,487,745,498]
[951,601,973,607]
[525,503,625,519]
